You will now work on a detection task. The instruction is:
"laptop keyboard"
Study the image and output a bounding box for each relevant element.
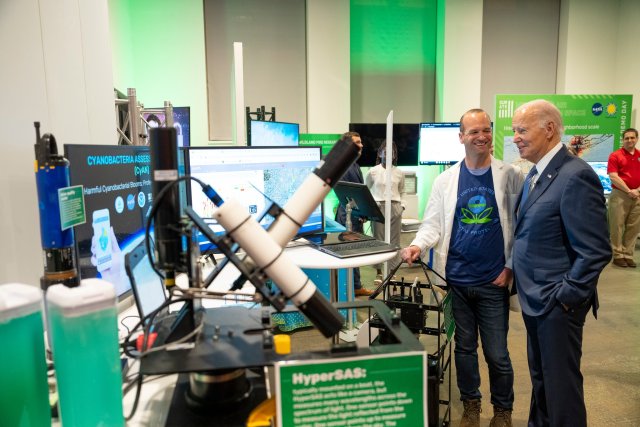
[331,239,391,252]
[317,239,398,258]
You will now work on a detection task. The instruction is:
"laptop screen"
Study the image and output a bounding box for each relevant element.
[125,243,167,320]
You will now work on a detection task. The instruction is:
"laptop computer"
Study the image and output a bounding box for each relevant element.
[308,231,399,259]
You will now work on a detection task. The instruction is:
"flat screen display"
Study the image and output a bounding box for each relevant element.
[348,123,419,166]
[587,161,612,195]
[418,122,465,165]
[184,146,323,251]
[64,144,153,300]
[248,120,299,147]
[143,106,191,147]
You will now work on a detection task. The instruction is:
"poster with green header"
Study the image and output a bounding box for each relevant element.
[494,94,633,168]
[299,133,341,157]
[276,352,427,427]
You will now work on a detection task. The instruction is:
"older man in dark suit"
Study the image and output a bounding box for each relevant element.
[511,99,611,427]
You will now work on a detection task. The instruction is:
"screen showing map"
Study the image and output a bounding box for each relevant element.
[184,146,323,251]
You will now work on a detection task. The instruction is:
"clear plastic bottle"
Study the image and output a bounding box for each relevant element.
[46,279,124,427]
[0,283,51,427]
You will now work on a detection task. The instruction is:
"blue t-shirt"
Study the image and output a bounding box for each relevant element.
[445,163,505,287]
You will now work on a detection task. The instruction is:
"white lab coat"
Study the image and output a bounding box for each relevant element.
[410,157,524,285]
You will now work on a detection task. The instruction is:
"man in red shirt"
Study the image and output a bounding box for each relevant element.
[607,128,640,267]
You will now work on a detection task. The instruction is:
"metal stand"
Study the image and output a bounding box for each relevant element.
[246,105,276,123]
[340,200,358,342]
[368,261,453,427]
[114,87,175,146]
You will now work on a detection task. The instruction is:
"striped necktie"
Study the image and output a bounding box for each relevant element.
[521,166,538,206]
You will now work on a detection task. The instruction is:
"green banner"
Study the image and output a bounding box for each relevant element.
[494,94,633,166]
[299,133,341,157]
[276,351,427,427]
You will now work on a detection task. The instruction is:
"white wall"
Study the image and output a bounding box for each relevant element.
[438,0,483,121]
[557,0,639,126]
[306,0,351,133]
[0,0,115,285]
[480,0,560,115]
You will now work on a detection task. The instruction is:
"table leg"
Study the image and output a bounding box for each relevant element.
[330,269,340,345]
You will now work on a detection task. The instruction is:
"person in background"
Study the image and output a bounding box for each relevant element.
[511,99,611,426]
[365,141,405,281]
[335,131,373,297]
[607,127,640,268]
[401,109,522,427]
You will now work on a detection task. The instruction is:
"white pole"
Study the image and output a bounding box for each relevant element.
[232,42,246,146]
[384,111,393,277]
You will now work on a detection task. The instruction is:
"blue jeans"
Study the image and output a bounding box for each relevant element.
[353,267,362,290]
[451,283,514,409]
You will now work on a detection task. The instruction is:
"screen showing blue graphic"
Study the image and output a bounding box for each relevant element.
[587,161,612,195]
[419,122,465,165]
[65,144,153,300]
[185,146,323,252]
[248,120,299,147]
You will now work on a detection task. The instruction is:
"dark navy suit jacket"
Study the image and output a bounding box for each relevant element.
[513,146,611,317]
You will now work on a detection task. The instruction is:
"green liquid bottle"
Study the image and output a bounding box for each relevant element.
[0,283,51,427]
[46,279,124,427]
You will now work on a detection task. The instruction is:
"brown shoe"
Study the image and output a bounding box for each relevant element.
[626,259,637,268]
[460,399,481,427]
[489,406,512,427]
[355,288,373,297]
[613,258,628,267]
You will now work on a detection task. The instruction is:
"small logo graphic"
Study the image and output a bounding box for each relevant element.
[115,196,124,213]
[249,205,258,214]
[127,194,135,210]
[498,100,515,119]
[137,191,145,208]
[99,228,109,251]
[592,103,603,116]
[461,195,493,224]
[606,103,617,117]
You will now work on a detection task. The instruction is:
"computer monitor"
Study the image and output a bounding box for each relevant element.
[348,123,419,167]
[418,122,465,165]
[64,144,153,303]
[143,106,191,147]
[248,120,299,147]
[333,182,385,223]
[184,146,323,251]
[587,161,612,195]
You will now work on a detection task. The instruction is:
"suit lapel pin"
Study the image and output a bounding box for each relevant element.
[547,174,552,178]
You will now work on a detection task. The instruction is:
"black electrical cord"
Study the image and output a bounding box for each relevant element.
[121,294,191,359]
[124,373,144,421]
[119,315,140,336]
[121,293,194,421]
[144,175,209,281]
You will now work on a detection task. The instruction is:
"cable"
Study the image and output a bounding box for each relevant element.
[119,315,140,336]
[143,174,212,280]
[124,373,143,421]
[121,295,191,359]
